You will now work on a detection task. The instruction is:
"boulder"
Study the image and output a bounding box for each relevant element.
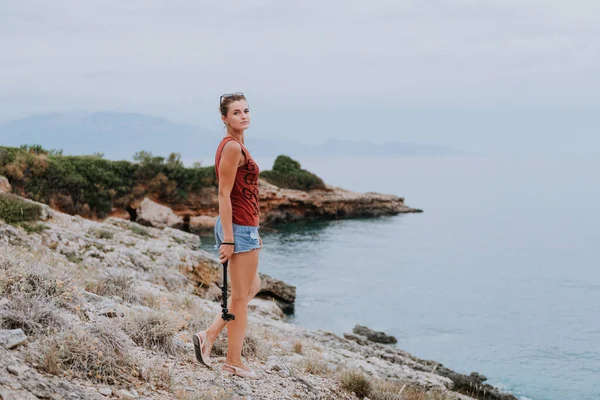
[0,176,10,194]
[0,329,28,349]
[136,198,183,229]
[189,215,217,233]
[353,324,397,344]
[248,297,285,320]
[259,273,296,304]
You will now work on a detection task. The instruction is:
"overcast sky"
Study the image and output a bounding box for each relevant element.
[1,0,599,153]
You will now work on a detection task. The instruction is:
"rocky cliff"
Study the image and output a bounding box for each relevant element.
[0,194,515,400]
[127,179,422,233]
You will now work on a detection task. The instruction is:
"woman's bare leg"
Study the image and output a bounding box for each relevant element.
[200,257,261,360]
[224,249,259,370]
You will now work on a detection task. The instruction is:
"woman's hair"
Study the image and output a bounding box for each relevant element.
[220,93,247,117]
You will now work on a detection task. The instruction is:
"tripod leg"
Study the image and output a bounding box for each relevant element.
[221,260,235,321]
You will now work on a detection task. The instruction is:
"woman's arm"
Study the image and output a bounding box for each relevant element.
[217,140,242,263]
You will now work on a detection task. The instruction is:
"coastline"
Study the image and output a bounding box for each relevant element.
[0,194,516,400]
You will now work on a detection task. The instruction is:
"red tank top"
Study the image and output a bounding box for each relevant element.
[214,137,260,226]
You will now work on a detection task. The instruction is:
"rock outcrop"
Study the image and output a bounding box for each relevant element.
[123,179,421,230]
[0,176,10,194]
[0,198,295,313]
[136,197,183,229]
[259,180,421,225]
[353,324,398,344]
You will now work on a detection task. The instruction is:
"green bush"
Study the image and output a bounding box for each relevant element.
[22,222,50,233]
[0,193,42,224]
[260,155,326,191]
[0,146,217,218]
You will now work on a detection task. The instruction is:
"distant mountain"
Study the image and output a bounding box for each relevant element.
[0,112,221,161]
[0,112,466,162]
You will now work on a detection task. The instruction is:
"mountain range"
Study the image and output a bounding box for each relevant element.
[0,112,467,163]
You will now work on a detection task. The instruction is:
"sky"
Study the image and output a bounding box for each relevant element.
[1,0,599,154]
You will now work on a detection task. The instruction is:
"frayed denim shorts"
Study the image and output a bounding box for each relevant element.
[214,216,261,254]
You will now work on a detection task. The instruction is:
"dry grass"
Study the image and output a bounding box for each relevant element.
[339,369,372,399]
[369,379,406,400]
[0,293,65,336]
[0,247,83,310]
[178,298,213,338]
[299,351,332,376]
[293,339,304,354]
[171,294,196,311]
[121,310,183,355]
[130,225,153,238]
[86,273,141,303]
[141,292,164,310]
[144,362,173,391]
[339,369,455,400]
[399,386,454,400]
[92,229,114,240]
[241,331,273,361]
[37,322,139,385]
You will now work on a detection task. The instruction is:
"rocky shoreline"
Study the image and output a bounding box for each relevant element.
[118,179,422,234]
[0,194,516,400]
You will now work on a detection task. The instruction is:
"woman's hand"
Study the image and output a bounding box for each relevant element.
[219,244,234,264]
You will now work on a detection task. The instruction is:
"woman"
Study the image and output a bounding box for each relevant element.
[193,92,262,379]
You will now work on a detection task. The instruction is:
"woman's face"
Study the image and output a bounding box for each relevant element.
[223,100,250,131]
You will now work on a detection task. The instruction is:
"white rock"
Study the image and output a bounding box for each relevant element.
[98,386,112,396]
[7,364,29,376]
[137,198,183,229]
[115,388,136,399]
[0,176,12,193]
[0,329,28,349]
[248,298,284,320]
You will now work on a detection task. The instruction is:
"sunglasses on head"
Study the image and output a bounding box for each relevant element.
[220,92,244,105]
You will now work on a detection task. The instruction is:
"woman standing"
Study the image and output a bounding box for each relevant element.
[193,92,262,379]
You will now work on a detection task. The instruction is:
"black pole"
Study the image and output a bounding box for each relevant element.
[221,260,235,321]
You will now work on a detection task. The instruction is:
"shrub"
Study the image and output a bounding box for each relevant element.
[0,293,65,336]
[145,363,173,391]
[0,146,217,219]
[260,155,326,191]
[293,339,304,354]
[339,369,372,399]
[130,224,152,238]
[301,355,331,375]
[0,193,42,224]
[85,274,140,304]
[93,229,114,240]
[22,222,50,234]
[121,310,182,355]
[0,247,82,309]
[38,323,139,385]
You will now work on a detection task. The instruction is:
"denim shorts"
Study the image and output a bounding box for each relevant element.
[214,216,261,254]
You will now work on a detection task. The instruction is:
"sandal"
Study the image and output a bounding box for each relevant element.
[192,331,211,367]
[222,363,258,380]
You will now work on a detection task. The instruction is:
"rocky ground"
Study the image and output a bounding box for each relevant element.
[0,196,514,400]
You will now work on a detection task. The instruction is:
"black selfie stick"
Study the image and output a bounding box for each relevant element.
[221,260,235,321]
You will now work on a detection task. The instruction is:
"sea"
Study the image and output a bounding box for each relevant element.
[200,155,600,400]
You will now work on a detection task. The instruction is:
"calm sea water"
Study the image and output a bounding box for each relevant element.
[200,156,600,400]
